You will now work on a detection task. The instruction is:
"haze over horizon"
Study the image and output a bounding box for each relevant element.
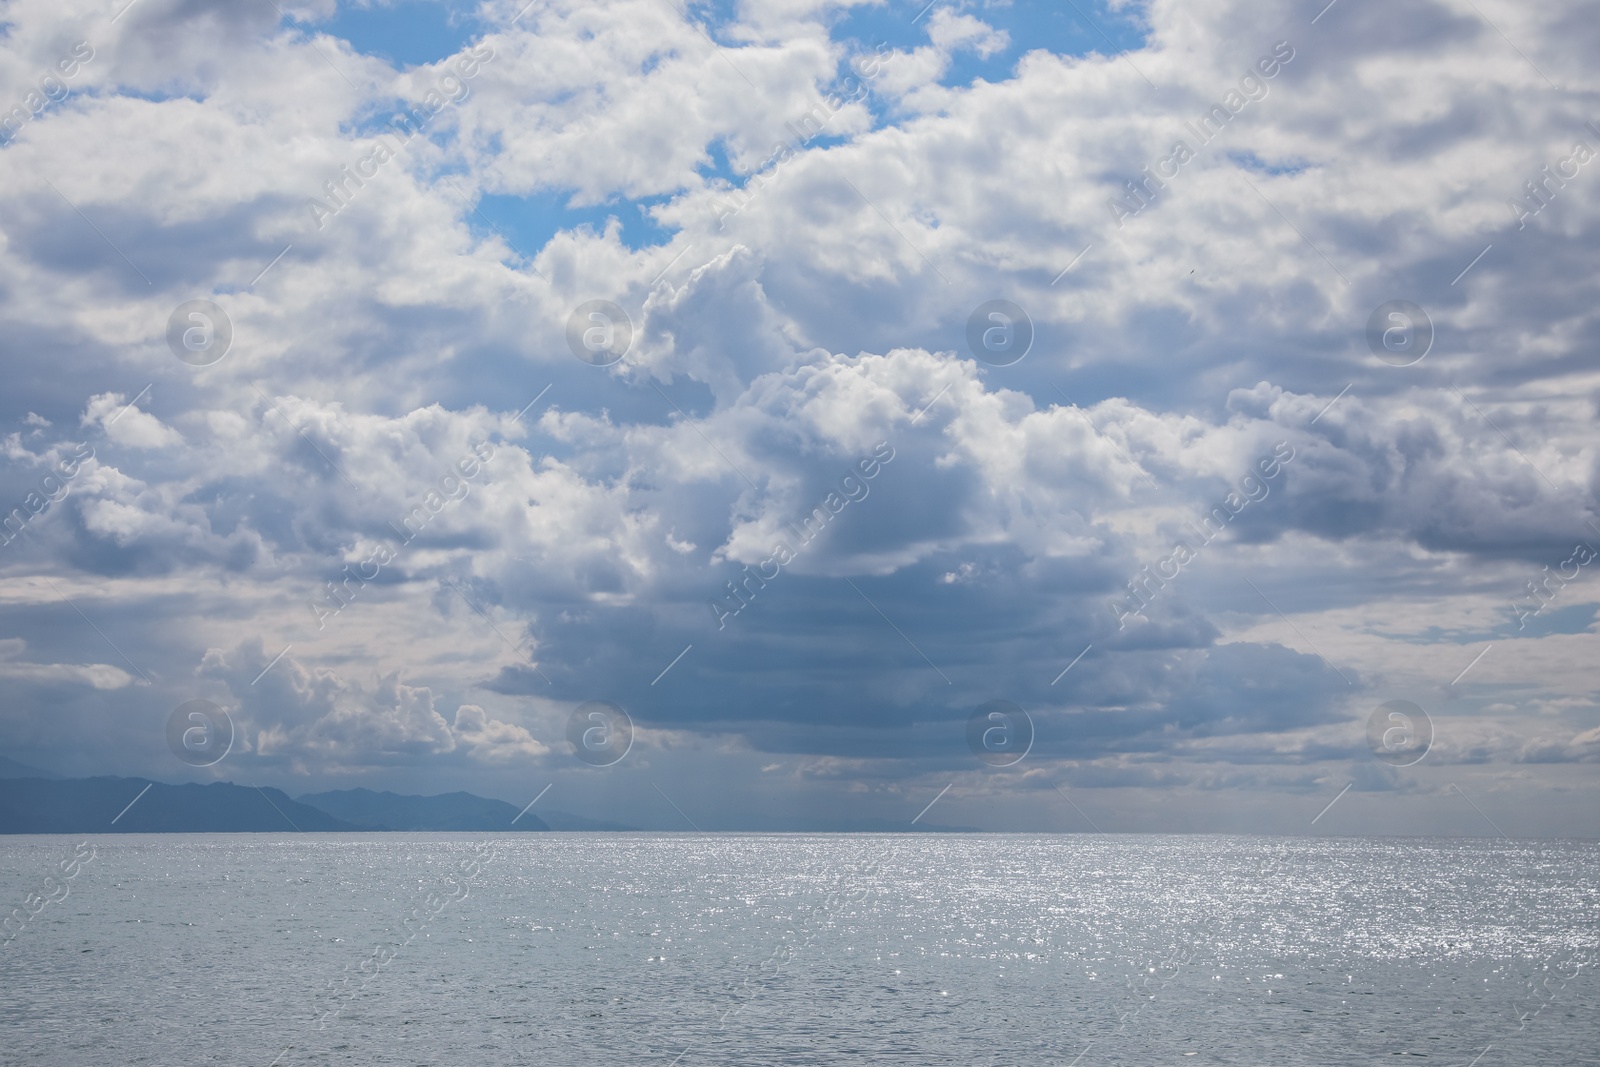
[2,0,1597,837]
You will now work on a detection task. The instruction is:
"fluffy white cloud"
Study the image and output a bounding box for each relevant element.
[451,702,549,762]
[0,0,1595,831]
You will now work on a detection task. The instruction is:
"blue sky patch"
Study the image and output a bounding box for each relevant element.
[471,190,677,259]
[696,138,742,184]
[1228,150,1309,176]
[686,0,743,43]
[1496,602,1599,639]
[829,0,1148,91]
[310,0,487,69]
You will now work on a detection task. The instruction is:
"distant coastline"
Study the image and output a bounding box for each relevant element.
[0,765,983,834]
[0,774,602,835]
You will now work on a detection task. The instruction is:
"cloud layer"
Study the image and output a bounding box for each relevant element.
[1,0,1596,834]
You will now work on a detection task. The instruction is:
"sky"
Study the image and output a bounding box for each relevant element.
[0,0,1596,835]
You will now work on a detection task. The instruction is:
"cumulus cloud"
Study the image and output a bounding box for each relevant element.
[199,640,457,766]
[451,702,549,763]
[0,0,1596,831]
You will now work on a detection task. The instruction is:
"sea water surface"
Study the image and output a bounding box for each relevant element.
[1,834,1595,1065]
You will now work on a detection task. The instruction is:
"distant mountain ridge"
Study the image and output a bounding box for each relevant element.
[297,787,549,832]
[0,771,964,833]
[0,776,353,833]
[0,772,604,833]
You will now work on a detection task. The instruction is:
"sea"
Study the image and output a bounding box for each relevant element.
[1,834,1595,1065]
